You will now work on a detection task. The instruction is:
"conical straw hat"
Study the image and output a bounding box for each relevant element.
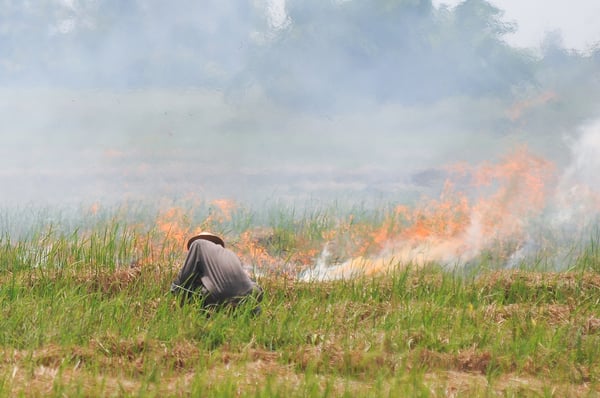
[186,232,225,249]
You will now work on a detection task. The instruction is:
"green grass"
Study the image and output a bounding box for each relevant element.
[1,205,600,396]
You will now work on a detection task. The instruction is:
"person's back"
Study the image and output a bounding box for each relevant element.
[192,239,257,302]
[171,233,262,310]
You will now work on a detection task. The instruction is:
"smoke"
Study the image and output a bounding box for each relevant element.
[301,119,600,280]
[1,1,599,221]
[560,120,600,194]
[547,120,600,237]
[302,146,558,279]
[503,120,600,269]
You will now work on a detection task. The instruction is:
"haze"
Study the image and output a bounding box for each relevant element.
[1,0,599,209]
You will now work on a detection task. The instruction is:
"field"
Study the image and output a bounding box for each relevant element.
[1,200,600,397]
[3,0,600,395]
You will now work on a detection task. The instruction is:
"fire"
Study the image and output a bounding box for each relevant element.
[506,91,558,121]
[89,203,100,215]
[471,147,552,234]
[122,147,560,280]
[156,207,193,249]
[398,181,470,241]
[210,199,236,221]
[306,147,556,280]
[237,230,276,270]
[153,199,237,251]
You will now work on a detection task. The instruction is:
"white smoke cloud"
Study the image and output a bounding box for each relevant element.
[506,119,600,269]
[51,18,75,34]
[266,0,290,30]
[561,120,600,190]
[550,120,600,226]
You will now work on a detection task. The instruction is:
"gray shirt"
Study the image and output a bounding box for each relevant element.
[171,239,257,302]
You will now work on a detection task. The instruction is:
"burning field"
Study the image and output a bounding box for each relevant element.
[87,141,597,283]
[2,142,600,396]
[3,130,600,396]
[3,0,600,394]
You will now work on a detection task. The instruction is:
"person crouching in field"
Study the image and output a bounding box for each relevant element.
[170,232,263,314]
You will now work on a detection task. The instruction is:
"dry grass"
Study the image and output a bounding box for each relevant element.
[3,253,600,396]
[2,342,599,397]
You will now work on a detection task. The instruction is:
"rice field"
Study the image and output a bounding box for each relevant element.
[1,200,600,397]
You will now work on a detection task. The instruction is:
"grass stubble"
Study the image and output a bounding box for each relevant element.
[1,205,600,397]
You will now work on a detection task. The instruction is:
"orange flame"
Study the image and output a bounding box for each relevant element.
[89,203,100,215]
[121,147,559,280]
[210,199,236,221]
[506,91,558,121]
[156,207,193,249]
[308,147,556,279]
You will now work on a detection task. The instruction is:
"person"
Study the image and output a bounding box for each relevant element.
[170,232,263,313]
